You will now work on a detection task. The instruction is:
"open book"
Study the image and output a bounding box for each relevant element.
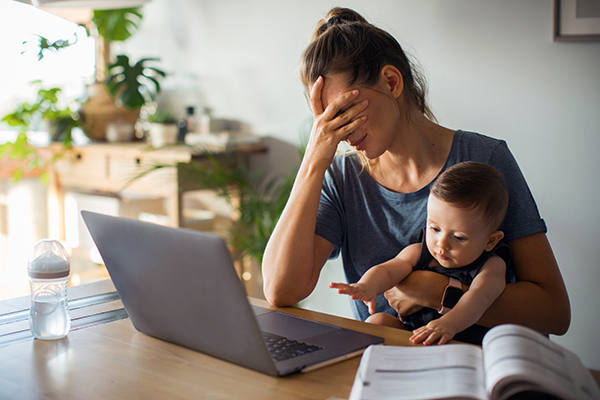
[349,324,600,400]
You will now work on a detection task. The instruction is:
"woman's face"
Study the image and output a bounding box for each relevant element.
[319,72,402,159]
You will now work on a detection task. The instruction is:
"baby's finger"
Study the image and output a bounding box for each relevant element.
[329,282,357,295]
[328,282,349,290]
[437,334,451,345]
[411,326,428,335]
[409,329,429,344]
[423,331,443,346]
[367,301,377,315]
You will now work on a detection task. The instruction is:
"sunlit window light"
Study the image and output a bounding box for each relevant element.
[0,2,96,299]
[0,1,95,128]
[64,193,80,249]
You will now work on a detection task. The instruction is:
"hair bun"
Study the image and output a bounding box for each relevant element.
[326,7,368,25]
[312,7,369,39]
[326,15,343,28]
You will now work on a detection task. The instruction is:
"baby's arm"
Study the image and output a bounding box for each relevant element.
[329,244,420,314]
[410,255,507,345]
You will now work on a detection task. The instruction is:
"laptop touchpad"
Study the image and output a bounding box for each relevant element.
[256,312,338,340]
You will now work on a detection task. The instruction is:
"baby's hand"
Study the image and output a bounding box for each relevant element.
[329,282,377,314]
[409,319,458,345]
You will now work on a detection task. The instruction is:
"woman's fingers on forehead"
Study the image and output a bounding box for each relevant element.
[336,89,360,109]
[323,89,360,118]
[309,76,325,114]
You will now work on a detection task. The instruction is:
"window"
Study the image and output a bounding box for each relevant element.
[0,1,95,299]
[0,1,95,143]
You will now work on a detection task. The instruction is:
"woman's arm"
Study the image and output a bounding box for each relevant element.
[410,256,506,345]
[478,233,570,334]
[261,163,334,306]
[385,232,571,335]
[262,77,369,306]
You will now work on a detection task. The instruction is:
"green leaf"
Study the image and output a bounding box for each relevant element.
[22,34,79,61]
[106,55,166,109]
[119,86,145,109]
[0,142,12,158]
[0,81,76,184]
[39,170,50,185]
[12,168,24,183]
[93,8,143,42]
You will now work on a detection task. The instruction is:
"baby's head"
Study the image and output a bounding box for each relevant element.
[431,162,509,231]
[426,162,509,268]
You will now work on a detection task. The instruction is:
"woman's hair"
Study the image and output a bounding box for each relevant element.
[300,7,435,122]
[430,162,509,230]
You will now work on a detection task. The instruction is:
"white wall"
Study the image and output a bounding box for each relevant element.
[112,0,600,369]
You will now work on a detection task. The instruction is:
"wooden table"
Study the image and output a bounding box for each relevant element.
[1,279,599,400]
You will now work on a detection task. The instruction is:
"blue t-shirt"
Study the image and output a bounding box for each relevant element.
[315,130,547,321]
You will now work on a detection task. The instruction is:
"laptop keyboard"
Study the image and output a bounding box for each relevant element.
[263,334,323,362]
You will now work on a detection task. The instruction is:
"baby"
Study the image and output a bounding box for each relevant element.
[330,161,510,345]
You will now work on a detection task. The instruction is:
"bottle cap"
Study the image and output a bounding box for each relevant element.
[27,239,70,279]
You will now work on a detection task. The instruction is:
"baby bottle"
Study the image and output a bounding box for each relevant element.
[27,239,71,340]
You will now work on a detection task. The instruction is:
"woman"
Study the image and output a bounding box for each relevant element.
[262,7,570,336]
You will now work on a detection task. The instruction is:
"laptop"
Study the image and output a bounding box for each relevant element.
[81,211,383,376]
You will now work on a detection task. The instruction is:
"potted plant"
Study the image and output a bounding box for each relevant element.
[147,110,177,148]
[12,6,168,142]
[180,149,299,297]
[0,81,81,182]
[78,7,166,141]
[91,8,143,81]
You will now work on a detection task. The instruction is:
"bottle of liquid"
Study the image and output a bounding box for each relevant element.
[186,106,196,133]
[200,107,212,135]
[177,118,188,143]
[27,239,71,340]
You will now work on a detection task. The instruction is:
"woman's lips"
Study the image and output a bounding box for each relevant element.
[349,133,367,149]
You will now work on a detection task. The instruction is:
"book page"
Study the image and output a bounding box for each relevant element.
[349,344,487,400]
[482,324,600,400]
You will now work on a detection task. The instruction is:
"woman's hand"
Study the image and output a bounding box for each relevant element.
[384,271,449,320]
[305,76,368,172]
[384,286,423,321]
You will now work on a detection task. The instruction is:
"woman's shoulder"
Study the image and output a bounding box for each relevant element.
[454,129,506,147]
[449,130,509,164]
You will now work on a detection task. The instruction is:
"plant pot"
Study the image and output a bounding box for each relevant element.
[149,123,178,148]
[106,120,135,142]
[79,83,140,141]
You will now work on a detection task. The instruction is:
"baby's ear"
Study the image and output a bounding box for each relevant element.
[485,231,505,251]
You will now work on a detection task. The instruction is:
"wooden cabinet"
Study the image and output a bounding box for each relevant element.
[48,142,266,240]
